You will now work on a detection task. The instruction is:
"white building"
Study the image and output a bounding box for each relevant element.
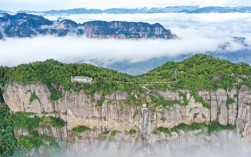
[71,76,93,84]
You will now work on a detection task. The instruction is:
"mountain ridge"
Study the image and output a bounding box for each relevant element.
[14,6,251,15]
[0,13,176,39]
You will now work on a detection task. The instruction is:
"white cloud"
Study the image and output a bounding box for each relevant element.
[0,0,251,11]
[0,34,248,67]
[53,133,251,157]
[0,13,250,67]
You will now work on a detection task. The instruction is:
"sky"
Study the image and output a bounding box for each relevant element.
[0,0,251,11]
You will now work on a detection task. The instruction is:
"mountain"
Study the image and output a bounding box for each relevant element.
[42,6,198,14]
[190,6,251,13]
[17,6,251,15]
[0,32,3,39]
[83,21,175,39]
[1,55,251,156]
[0,13,176,39]
[82,48,251,75]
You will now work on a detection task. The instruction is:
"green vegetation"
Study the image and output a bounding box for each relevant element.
[14,112,41,133]
[129,129,137,136]
[13,113,60,152]
[1,54,250,108]
[16,134,57,154]
[151,96,179,108]
[5,59,136,101]
[191,90,211,109]
[208,121,235,134]
[0,107,64,156]
[155,122,235,136]
[226,96,235,109]
[109,130,117,140]
[155,123,207,135]
[29,91,39,103]
[97,95,105,107]
[0,54,250,155]
[0,66,10,88]
[0,104,16,157]
[132,110,139,119]
[49,116,66,128]
[179,91,189,106]
[142,54,251,91]
[0,54,248,154]
[98,131,110,140]
[72,125,90,133]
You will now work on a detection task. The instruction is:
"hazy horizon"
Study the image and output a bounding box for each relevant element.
[0,0,251,11]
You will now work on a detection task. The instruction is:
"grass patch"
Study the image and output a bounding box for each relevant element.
[29,91,40,103]
[49,116,65,128]
[72,125,90,133]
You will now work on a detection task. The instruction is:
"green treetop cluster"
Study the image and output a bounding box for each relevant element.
[0,54,250,104]
[142,54,251,91]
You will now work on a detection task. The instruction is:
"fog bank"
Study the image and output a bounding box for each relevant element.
[0,35,249,67]
[49,132,251,157]
[0,13,251,67]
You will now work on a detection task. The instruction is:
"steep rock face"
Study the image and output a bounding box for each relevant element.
[83,21,176,39]
[0,13,176,39]
[3,83,141,132]
[4,83,251,139]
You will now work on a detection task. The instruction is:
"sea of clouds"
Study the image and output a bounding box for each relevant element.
[42,132,251,157]
[0,13,251,67]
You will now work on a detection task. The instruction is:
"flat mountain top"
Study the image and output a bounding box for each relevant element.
[0,13,176,39]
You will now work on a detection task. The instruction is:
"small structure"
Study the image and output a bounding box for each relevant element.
[71,76,93,84]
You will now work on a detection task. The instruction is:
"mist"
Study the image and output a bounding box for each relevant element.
[0,13,250,67]
[44,132,251,157]
[0,35,250,67]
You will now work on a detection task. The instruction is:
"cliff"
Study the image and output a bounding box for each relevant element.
[3,83,251,138]
[82,21,176,39]
[0,13,176,39]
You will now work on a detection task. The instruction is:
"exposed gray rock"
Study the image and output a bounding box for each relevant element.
[82,21,176,39]
[3,83,251,140]
[0,13,176,39]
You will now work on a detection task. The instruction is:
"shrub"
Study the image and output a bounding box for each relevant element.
[154,122,234,136]
[29,91,39,103]
[49,116,65,128]
[72,125,90,133]
[129,129,137,136]
[208,121,235,134]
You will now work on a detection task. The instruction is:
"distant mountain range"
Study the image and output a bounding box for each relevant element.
[89,49,251,75]
[16,6,251,15]
[0,13,176,39]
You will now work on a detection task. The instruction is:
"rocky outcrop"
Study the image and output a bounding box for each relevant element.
[0,13,176,39]
[82,21,176,39]
[0,13,83,38]
[3,83,251,139]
